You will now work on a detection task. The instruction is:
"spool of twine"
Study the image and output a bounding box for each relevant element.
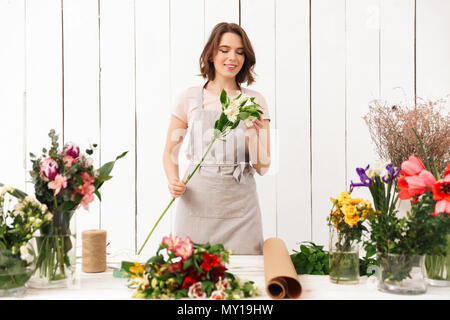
[82,229,107,273]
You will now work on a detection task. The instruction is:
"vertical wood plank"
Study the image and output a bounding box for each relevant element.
[63,0,101,253]
[99,0,136,253]
[275,0,311,252]
[135,0,172,256]
[345,0,381,211]
[169,0,205,239]
[241,0,277,242]
[380,0,415,104]
[0,0,26,190]
[416,0,450,102]
[311,0,347,247]
[25,0,63,194]
[204,0,240,43]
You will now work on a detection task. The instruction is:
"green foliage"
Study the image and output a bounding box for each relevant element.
[290,242,329,275]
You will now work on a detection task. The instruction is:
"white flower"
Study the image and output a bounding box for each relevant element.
[0,185,14,196]
[188,282,204,298]
[20,245,34,263]
[244,116,257,128]
[224,104,239,123]
[215,277,230,291]
[41,204,48,212]
[45,212,53,221]
[24,196,36,204]
[14,203,24,212]
[368,161,389,178]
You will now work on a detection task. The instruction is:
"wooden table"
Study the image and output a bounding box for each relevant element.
[3,255,449,300]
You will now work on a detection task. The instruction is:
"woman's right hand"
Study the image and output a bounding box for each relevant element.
[168,177,186,198]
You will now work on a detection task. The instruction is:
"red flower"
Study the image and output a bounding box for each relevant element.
[201,252,221,272]
[397,155,437,201]
[431,171,450,216]
[212,265,227,281]
[182,275,197,289]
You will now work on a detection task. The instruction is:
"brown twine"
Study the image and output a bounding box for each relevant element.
[82,229,107,273]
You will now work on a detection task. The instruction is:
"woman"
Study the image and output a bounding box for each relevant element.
[163,22,271,254]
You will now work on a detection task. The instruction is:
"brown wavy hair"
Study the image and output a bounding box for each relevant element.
[199,22,256,88]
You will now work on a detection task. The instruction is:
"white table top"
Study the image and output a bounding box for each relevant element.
[3,255,449,300]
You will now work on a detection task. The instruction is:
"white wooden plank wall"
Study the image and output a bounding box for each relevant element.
[0,0,449,255]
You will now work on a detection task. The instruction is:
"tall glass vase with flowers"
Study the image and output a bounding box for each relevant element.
[396,129,450,287]
[327,192,375,284]
[8,129,128,288]
[0,186,53,296]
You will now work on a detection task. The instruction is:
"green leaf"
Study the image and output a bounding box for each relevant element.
[238,112,250,120]
[220,89,227,105]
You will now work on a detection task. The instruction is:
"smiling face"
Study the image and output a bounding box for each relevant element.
[211,32,246,82]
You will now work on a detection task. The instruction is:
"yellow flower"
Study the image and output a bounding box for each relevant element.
[344,213,359,227]
[130,262,144,278]
[337,192,351,205]
[341,204,357,216]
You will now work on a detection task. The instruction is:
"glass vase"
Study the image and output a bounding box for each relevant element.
[377,252,427,295]
[425,234,450,287]
[0,242,36,297]
[27,208,77,288]
[328,227,360,284]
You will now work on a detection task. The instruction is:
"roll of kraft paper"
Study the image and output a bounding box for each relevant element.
[82,229,107,273]
[263,237,302,299]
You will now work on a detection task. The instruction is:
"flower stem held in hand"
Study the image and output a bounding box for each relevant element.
[137,137,217,255]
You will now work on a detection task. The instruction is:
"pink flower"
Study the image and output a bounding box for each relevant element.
[48,174,68,195]
[403,170,437,196]
[174,236,193,260]
[187,282,204,298]
[162,234,182,252]
[81,172,96,185]
[431,169,450,216]
[64,155,76,168]
[211,290,227,300]
[65,142,80,159]
[40,158,59,180]
[80,192,95,210]
[401,155,426,176]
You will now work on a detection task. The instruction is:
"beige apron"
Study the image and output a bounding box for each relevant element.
[174,85,264,254]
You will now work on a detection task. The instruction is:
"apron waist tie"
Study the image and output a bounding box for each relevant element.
[189,162,255,184]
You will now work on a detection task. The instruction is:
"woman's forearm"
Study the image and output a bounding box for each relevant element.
[163,149,180,182]
[246,123,271,175]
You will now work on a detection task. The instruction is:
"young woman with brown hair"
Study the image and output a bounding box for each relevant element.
[163,22,271,254]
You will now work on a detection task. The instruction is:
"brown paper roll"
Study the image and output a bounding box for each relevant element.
[263,237,302,299]
[82,229,107,273]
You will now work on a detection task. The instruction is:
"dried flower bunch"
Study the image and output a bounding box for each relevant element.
[363,96,450,173]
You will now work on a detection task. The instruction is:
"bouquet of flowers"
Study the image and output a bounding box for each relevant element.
[4,129,127,285]
[351,130,449,288]
[120,234,259,299]
[395,131,450,284]
[0,185,52,294]
[138,89,264,254]
[327,191,375,283]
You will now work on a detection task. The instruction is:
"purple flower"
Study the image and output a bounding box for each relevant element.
[381,163,401,183]
[40,157,59,180]
[64,142,80,159]
[349,165,372,192]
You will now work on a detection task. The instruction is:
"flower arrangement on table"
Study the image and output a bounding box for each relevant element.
[0,186,52,295]
[120,235,259,299]
[1,129,127,286]
[351,130,449,290]
[138,89,264,254]
[327,191,375,283]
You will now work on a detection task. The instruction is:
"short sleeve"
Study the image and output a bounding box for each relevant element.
[171,89,188,123]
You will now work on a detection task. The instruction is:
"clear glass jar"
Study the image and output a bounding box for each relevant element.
[329,227,360,284]
[0,242,36,297]
[377,252,427,295]
[27,208,77,288]
[425,234,450,287]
